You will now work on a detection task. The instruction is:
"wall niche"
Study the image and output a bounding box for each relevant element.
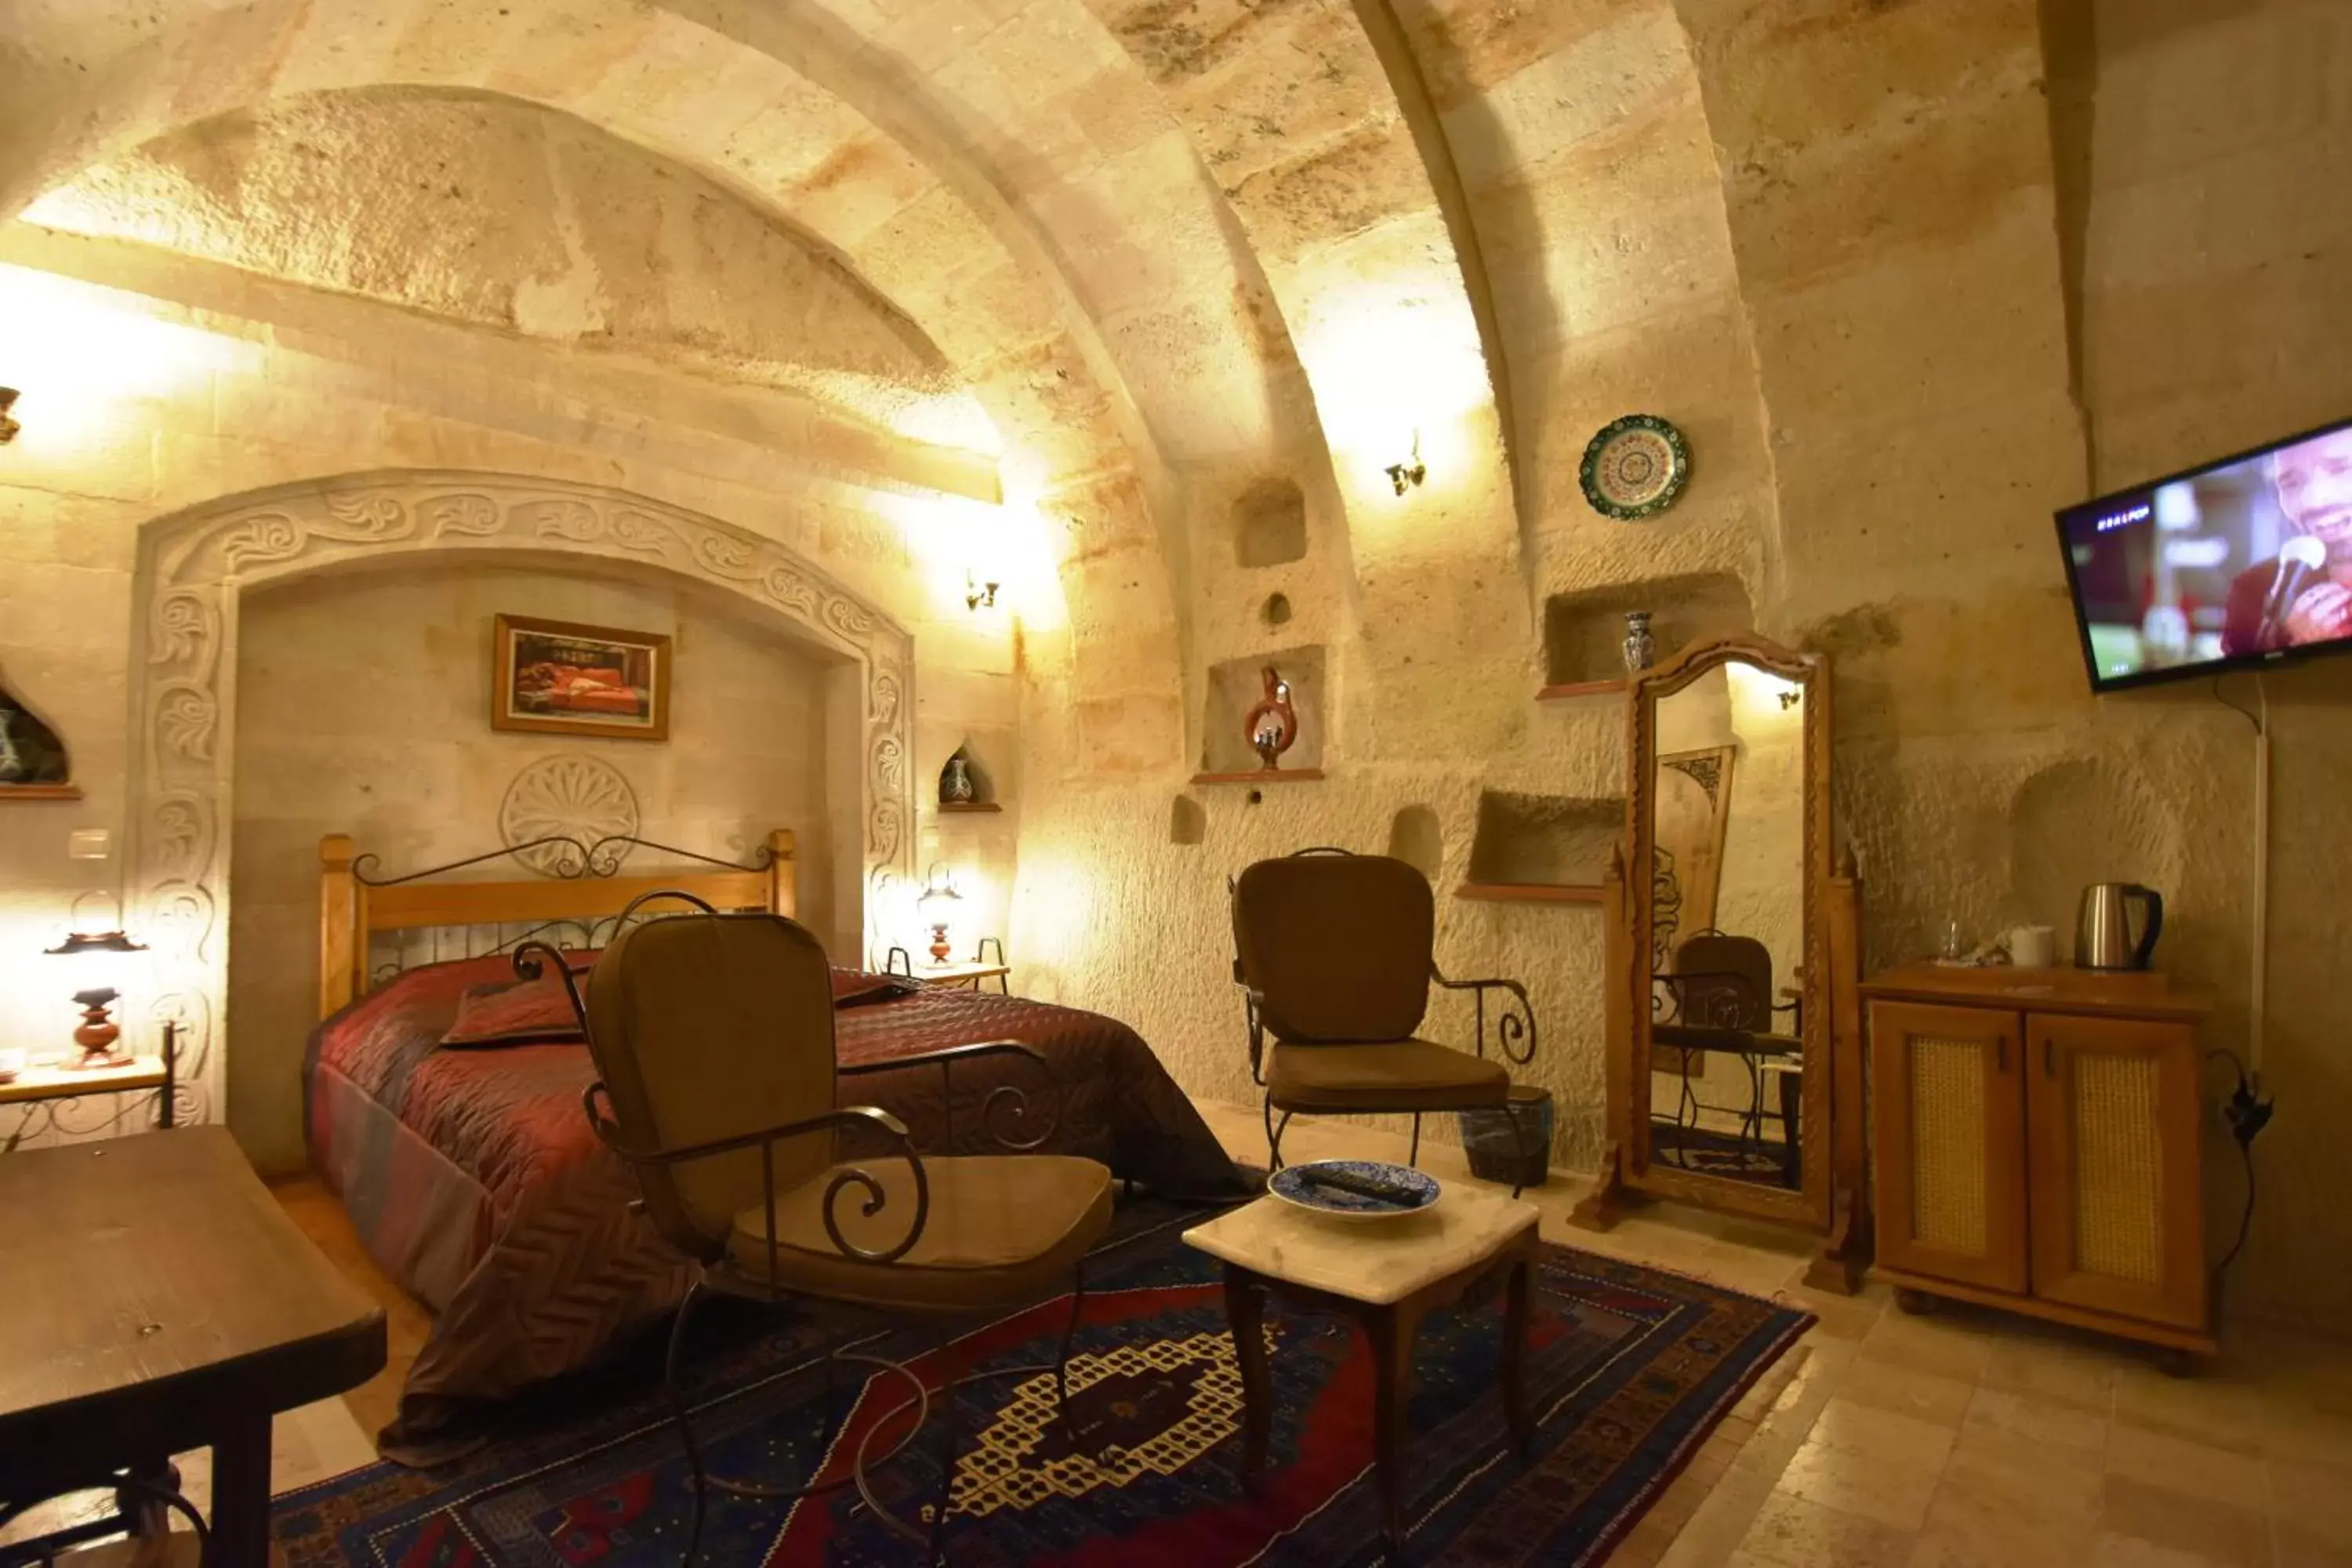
[1461,790,1621,902]
[1543,572,1751,690]
[1198,645,1324,778]
[1232,477,1307,568]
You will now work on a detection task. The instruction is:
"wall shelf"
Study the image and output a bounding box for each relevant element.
[1454,881,1603,905]
[1189,768,1326,786]
[1535,678,1628,702]
[938,801,1004,815]
[0,783,83,801]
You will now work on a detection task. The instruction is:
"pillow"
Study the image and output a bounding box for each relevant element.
[832,968,920,1009]
[440,958,594,1048]
[440,960,915,1047]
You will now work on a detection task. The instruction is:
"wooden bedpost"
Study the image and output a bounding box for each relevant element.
[765,829,797,920]
[320,834,362,1020]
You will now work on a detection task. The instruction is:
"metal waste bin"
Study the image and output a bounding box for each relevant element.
[1458,1084,1552,1189]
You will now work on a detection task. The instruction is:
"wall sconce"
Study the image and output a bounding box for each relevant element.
[964,570,999,612]
[1385,430,1425,496]
[0,387,19,445]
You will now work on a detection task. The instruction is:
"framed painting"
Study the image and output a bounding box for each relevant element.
[491,615,671,742]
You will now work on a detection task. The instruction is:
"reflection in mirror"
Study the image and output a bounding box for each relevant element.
[1646,659,1807,1192]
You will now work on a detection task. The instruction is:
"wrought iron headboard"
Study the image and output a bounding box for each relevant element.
[318,829,797,1018]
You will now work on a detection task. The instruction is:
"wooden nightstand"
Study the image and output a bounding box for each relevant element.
[0,1024,178,1148]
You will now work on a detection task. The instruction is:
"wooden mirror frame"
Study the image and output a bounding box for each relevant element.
[1570,633,1869,1292]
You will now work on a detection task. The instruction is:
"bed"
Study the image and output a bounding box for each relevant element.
[304,829,1244,1461]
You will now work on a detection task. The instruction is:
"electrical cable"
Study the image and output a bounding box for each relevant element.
[2210,673,2263,732]
[2205,1046,2269,1296]
[2217,1136,2256,1276]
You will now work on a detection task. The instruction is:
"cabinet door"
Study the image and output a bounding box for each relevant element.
[2025,1013,2206,1330]
[1869,1000,2029,1293]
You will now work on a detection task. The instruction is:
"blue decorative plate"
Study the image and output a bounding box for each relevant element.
[1269,1160,1440,1220]
[1580,412,1690,521]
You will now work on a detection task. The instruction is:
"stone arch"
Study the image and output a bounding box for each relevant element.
[4,0,1195,747]
[127,470,916,1125]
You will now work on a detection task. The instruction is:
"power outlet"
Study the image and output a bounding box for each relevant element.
[2223,1073,2275,1148]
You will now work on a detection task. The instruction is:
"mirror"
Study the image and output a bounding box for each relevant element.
[1574,634,1853,1238]
[1643,655,1813,1197]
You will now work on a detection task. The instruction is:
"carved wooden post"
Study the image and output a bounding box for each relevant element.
[319,834,360,1020]
[765,828,798,920]
[1806,846,1872,1293]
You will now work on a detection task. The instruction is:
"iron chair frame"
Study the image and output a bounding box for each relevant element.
[516,891,1091,1566]
[1649,931,1803,1187]
[1230,848,1542,1197]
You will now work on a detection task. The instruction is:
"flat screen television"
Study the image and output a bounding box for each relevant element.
[2056,416,2352,691]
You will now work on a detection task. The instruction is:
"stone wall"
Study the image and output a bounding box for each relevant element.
[2,0,2347,1331]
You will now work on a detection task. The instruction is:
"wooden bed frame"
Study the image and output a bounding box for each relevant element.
[318,829,797,1019]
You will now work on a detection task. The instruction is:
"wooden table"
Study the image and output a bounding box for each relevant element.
[0,1127,387,1566]
[1183,1185,1540,1559]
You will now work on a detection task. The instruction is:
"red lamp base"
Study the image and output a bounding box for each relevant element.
[70,991,129,1068]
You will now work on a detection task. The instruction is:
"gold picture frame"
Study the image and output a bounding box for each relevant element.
[491,614,671,742]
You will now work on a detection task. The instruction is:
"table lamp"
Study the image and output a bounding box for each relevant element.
[45,904,148,1068]
[916,863,962,965]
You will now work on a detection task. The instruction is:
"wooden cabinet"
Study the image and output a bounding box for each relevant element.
[1863,967,2213,1356]
[1868,1001,2028,1295]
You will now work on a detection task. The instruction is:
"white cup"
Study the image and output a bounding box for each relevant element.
[2008,924,2056,968]
[0,1047,24,1083]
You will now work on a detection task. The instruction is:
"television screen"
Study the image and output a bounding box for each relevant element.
[2057,417,2352,691]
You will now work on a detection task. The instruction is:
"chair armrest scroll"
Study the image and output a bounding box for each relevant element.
[1431,967,1537,1066]
[580,1087,929,1263]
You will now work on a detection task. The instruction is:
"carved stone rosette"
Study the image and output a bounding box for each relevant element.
[126,471,916,1132]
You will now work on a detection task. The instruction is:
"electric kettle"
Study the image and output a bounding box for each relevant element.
[2074,883,2163,971]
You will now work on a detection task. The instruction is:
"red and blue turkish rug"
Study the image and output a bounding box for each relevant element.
[273,1201,1809,1566]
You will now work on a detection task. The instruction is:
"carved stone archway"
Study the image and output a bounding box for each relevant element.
[129,470,915,1124]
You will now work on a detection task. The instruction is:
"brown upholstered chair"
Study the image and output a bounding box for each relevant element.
[1230,850,1538,1192]
[516,897,1112,1566]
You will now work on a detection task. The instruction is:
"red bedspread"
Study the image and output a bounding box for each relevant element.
[303,952,1242,1461]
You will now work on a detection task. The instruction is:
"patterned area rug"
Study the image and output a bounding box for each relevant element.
[273,1200,1809,1566]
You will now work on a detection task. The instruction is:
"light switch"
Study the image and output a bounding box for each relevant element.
[67,828,111,860]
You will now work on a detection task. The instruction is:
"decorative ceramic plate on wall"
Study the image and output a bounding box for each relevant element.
[1580,414,1690,521]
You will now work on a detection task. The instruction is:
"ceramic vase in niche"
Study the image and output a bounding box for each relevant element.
[939,747,978,805]
[1621,612,1657,674]
[1242,666,1297,771]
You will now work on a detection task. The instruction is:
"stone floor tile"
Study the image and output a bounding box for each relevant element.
[1806,1397,1959,1471]
[1980,1336,2122,1410]
[1961,1384,2107,1453]
[1774,1436,1944,1532]
[2098,1475,2272,1568]
[1860,1308,1998,1385]
[1737,1489,1918,1568]
[2111,1361,2267,1454]
[1836,1357,1977,1428]
[2105,1421,2269,1511]
[2088,1532,2241,1566]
